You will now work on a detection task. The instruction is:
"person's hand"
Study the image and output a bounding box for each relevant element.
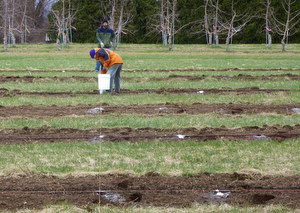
[100,42,104,48]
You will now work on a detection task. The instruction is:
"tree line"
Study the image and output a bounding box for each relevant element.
[1,0,300,51]
[0,0,52,50]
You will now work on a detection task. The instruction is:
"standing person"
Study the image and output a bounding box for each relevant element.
[96,18,115,48]
[89,48,123,93]
[95,18,115,72]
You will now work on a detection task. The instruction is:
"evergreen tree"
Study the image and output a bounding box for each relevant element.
[47,0,300,44]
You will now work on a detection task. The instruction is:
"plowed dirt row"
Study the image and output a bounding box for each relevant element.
[0,125,299,144]
[0,87,293,97]
[1,68,300,72]
[0,173,299,210]
[1,74,300,82]
[1,103,299,118]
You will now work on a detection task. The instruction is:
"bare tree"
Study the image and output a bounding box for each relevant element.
[1,0,17,48]
[157,0,177,51]
[150,0,197,50]
[204,0,212,45]
[263,0,272,48]
[270,0,300,51]
[211,0,220,46]
[203,0,220,46]
[114,0,132,49]
[50,0,76,49]
[160,0,167,45]
[1,0,54,46]
[19,0,28,43]
[216,0,253,51]
[150,0,168,46]
[8,0,17,47]
[2,0,9,51]
[100,0,133,49]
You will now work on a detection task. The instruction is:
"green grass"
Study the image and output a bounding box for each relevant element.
[1,92,300,106]
[8,204,295,213]
[1,114,300,129]
[1,43,300,211]
[1,43,300,70]
[0,139,299,175]
[1,78,300,91]
[1,70,300,78]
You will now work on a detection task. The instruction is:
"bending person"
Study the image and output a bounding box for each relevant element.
[89,48,123,93]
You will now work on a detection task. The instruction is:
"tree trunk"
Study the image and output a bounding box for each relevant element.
[160,0,167,46]
[20,2,27,44]
[168,0,176,51]
[213,0,219,46]
[115,5,124,49]
[168,34,173,51]
[226,26,233,51]
[3,0,8,51]
[56,37,61,49]
[208,33,212,45]
[281,39,286,51]
[281,1,290,52]
[281,32,287,51]
[267,33,272,48]
[226,9,236,52]
[204,0,210,45]
[214,33,219,46]
[24,17,28,43]
[281,26,289,52]
[265,0,271,48]
[162,33,167,46]
[171,0,176,48]
[226,36,231,51]
[10,0,16,47]
[68,0,72,43]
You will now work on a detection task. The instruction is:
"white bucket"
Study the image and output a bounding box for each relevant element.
[98,74,110,93]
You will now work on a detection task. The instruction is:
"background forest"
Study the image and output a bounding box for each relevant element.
[1,0,300,46]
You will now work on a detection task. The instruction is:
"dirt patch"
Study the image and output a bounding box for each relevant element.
[0,125,300,144]
[0,103,299,118]
[0,76,94,82]
[0,173,299,210]
[124,68,300,72]
[1,74,300,83]
[0,87,294,97]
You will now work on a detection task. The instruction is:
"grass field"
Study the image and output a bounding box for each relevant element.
[0,43,300,212]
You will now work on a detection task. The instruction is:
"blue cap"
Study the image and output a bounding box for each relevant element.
[89,49,96,58]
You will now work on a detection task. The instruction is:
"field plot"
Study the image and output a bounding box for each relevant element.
[0,44,300,212]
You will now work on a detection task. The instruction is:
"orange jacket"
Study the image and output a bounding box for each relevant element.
[95,48,123,73]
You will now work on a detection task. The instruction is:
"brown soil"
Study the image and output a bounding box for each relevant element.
[0,76,94,82]
[0,103,299,118]
[0,173,299,210]
[0,125,300,144]
[1,74,300,83]
[0,87,293,97]
[1,68,300,72]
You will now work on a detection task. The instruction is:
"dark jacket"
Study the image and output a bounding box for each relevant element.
[96,26,115,48]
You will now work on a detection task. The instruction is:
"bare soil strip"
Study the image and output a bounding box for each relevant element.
[0,125,299,144]
[1,103,299,118]
[0,173,299,210]
[0,87,294,97]
[1,74,300,83]
[1,68,300,72]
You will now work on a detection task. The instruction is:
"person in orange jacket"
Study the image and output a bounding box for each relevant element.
[89,48,123,93]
